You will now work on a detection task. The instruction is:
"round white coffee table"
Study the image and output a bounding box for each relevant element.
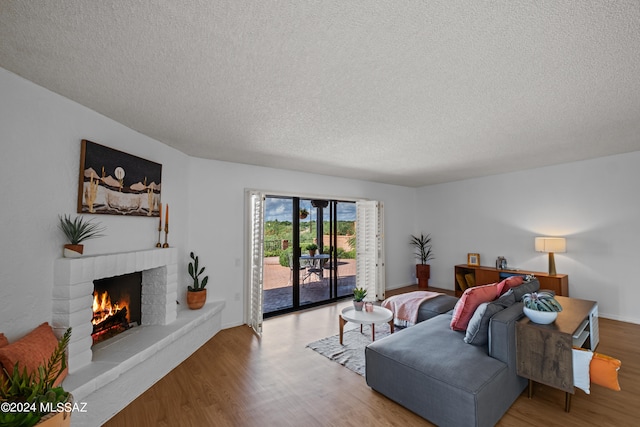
[339,305,394,344]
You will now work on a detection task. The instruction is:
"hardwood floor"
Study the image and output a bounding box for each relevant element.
[105,286,640,426]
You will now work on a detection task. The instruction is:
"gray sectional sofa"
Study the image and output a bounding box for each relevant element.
[366,281,540,427]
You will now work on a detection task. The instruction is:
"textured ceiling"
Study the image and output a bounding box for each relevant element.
[1,1,640,187]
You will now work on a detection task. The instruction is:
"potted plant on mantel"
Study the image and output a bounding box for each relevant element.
[353,287,367,311]
[410,233,434,290]
[58,214,106,258]
[0,328,73,427]
[187,251,209,310]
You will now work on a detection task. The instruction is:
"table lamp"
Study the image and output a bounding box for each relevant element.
[535,237,566,276]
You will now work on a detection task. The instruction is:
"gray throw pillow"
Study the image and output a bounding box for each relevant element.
[464,290,517,346]
[511,278,541,301]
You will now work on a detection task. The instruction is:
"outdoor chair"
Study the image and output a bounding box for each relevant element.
[322,258,340,280]
[288,252,307,285]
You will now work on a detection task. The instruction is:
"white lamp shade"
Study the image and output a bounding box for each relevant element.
[535,237,566,253]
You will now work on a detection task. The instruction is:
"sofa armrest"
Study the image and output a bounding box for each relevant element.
[488,302,524,366]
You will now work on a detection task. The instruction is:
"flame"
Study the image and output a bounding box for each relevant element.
[92,291,130,325]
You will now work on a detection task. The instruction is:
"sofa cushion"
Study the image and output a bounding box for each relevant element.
[366,313,526,427]
[511,278,541,301]
[451,282,505,331]
[368,315,506,392]
[417,294,458,323]
[464,290,517,345]
[0,323,67,386]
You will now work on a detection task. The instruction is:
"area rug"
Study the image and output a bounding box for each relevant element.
[306,323,391,376]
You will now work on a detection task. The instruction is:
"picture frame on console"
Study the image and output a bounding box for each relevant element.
[467,253,480,266]
[77,139,162,217]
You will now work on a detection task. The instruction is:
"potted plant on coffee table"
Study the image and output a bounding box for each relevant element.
[353,287,367,311]
[410,233,434,289]
[187,251,209,310]
[0,327,73,427]
[58,214,106,257]
[522,291,563,324]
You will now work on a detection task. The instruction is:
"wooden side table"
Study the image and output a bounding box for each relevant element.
[516,296,598,411]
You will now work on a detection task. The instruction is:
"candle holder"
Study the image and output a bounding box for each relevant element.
[156,225,162,248]
[163,224,169,248]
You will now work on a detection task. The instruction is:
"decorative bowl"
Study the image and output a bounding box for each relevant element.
[523,306,558,324]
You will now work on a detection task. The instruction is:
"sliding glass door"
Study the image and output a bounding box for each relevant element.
[262,196,356,317]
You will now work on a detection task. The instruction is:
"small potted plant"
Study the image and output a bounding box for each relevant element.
[305,243,318,257]
[353,287,367,311]
[58,214,106,257]
[410,233,434,289]
[522,291,563,324]
[187,251,209,309]
[0,328,73,427]
[299,208,309,219]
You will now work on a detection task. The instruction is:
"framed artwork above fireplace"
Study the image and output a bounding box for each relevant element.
[77,140,162,216]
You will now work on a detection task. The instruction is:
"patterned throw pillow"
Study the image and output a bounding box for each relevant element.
[0,323,67,386]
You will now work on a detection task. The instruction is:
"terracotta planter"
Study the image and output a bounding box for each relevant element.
[308,249,316,257]
[416,264,430,289]
[63,244,84,258]
[187,289,207,310]
[353,300,365,311]
[38,394,73,426]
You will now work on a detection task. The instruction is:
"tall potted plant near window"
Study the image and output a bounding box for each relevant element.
[411,233,434,289]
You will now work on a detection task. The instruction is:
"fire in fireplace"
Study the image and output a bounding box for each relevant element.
[92,272,142,345]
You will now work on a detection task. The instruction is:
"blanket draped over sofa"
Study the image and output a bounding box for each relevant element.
[381,291,443,327]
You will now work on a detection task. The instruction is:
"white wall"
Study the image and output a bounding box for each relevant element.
[416,152,640,324]
[187,157,416,328]
[0,68,190,341]
[0,67,417,338]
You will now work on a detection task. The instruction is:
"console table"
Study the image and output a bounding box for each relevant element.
[516,296,599,411]
[454,264,568,297]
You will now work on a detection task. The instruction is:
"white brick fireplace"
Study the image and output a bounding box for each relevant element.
[52,248,225,426]
[53,248,179,371]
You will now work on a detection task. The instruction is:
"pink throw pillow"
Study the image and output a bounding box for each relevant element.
[499,275,524,295]
[451,281,505,331]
